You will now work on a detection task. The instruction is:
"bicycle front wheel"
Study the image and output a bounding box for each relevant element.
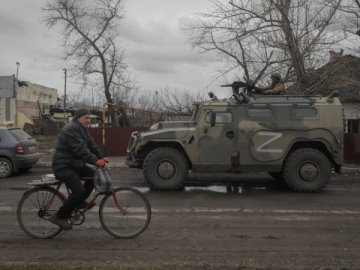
[99,187,151,238]
[17,187,65,239]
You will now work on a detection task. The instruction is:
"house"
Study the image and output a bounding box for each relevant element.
[303,51,360,163]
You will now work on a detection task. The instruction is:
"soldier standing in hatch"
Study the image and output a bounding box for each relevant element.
[256,73,285,95]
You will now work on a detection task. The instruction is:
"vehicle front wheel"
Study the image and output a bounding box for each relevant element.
[0,157,13,178]
[283,148,331,192]
[143,147,189,191]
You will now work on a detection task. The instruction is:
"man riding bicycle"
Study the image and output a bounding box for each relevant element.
[49,108,108,230]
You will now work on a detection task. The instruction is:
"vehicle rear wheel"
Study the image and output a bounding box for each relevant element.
[17,187,65,239]
[283,148,331,192]
[0,157,13,178]
[143,147,189,191]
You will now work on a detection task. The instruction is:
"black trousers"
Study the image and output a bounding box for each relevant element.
[54,166,95,219]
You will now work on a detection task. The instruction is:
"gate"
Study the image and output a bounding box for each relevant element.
[344,119,360,164]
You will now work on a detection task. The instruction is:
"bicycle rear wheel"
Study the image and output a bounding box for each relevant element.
[99,187,151,238]
[17,187,65,239]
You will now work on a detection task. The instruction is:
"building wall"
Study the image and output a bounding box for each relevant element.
[16,83,58,104]
[343,104,360,119]
[0,75,16,98]
[0,97,16,125]
[15,82,58,122]
[1,77,59,127]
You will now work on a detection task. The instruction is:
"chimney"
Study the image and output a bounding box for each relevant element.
[329,49,344,63]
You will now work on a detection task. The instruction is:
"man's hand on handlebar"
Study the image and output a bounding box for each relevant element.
[95,159,107,167]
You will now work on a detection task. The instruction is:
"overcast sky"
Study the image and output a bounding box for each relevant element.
[0,0,228,101]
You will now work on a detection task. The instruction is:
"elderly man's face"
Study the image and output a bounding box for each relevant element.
[78,114,91,128]
[271,77,280,84]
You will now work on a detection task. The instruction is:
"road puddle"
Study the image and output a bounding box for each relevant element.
[185,185,243,194]
[136,184,275,194]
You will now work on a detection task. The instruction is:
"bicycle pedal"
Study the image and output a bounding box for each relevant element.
[69,211,85,226]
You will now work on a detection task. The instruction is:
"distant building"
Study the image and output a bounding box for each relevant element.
[0,75,58,127]
[0,75,17,125]
[16,82,58,117]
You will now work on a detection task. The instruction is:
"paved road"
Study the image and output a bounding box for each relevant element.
[0,167,360,269]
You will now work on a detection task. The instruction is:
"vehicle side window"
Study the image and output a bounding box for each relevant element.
[291,107,318,119]
[248,108,273,118]
[205,112,233,124]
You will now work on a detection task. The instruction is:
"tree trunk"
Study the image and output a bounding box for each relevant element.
[277,0,307,93]
[104,85,118,127]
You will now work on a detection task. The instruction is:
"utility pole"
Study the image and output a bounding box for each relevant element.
[92,88,94,109]
[63,68,67,123]
[15,62,20,98]
[16,62,20,81]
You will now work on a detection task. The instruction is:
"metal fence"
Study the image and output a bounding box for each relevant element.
[344,119,360,164]
[89,127,148,156]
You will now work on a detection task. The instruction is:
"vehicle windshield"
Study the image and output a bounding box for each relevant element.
[191,104,200,122]
[9,129,32,141]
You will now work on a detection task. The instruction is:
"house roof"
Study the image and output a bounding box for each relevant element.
[287,53,360,103]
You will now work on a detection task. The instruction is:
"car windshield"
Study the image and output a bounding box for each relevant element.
[9,129,32,141]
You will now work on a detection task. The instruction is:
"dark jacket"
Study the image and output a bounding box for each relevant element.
[52,120,103,172]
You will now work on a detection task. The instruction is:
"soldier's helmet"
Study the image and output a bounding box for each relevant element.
[271,73,281,80]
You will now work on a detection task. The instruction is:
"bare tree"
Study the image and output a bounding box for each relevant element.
[154,87,204,115]
[188,0,345,93]
[341,0,360,36]
[43,0,130,126]
[339,0,360,56]
[131,87,203,115]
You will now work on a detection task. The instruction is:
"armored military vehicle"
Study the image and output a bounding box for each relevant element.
[126,82,344,192]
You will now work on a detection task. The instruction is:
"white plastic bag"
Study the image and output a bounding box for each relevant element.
[94,167,112,194]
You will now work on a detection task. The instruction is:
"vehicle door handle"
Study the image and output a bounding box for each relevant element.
[226,131,235,139]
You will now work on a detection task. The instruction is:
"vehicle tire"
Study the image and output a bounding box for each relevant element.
[17,187,66,239]
[99,187,151,238]
[0,157,13,178]
[283,148,331,192]
[143,147,189,191]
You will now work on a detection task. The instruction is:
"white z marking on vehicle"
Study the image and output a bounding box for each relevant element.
[256,132,283,153]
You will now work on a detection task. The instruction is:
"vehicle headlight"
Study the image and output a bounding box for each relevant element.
[149,123,159,131]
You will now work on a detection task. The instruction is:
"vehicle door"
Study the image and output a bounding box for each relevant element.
[197,106,237,164]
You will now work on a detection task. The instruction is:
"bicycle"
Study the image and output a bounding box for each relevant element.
[16,168,151,239]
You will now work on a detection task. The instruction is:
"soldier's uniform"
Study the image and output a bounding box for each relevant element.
[257,73,285,95]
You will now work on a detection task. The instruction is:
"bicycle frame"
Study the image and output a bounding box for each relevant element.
[34,181,127,216]
[18,179,151,239]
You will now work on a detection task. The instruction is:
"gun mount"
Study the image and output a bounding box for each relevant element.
[221,81,256,103]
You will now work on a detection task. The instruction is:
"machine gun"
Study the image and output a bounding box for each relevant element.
[221,81,256,92]
[221,81,258,103]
